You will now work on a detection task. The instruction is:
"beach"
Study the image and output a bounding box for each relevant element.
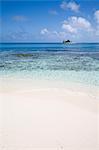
[0,43,99,150]
[1,0,99,148]
[0,77,99,150]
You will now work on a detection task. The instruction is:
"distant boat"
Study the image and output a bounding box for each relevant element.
[63,40,71,44]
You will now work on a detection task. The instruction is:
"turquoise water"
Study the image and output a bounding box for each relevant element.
[0,43,99,86]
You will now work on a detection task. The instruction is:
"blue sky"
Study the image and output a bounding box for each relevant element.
[0,0,99,42]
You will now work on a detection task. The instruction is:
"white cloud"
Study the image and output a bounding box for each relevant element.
[60,1,80,12]
[40,28,49,35]
[62,24,77,33]
[94,10,99,23]
[41,28,59,36]
[40,13,99,42]
[40,16,93,42]
[62,16,92,33]
[67,1,80,12]
[71,16,91,29]
[40,28,60,41]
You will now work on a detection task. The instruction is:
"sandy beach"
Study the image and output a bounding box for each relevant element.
[1,0,99,149]
[0,78,99,150]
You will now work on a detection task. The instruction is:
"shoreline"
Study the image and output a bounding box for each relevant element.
[0,76,99,98]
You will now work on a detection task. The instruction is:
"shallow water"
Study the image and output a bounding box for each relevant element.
[0,43,99,86]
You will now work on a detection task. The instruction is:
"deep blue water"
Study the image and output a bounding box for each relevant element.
[0,43,99,86]
[0,43,99,52]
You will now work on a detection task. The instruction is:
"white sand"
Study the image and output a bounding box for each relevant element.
[0,78,99,150]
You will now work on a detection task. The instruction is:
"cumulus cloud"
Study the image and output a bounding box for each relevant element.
[62,24,77,33]
[67,1,80,12]
[12,15,27,21]
[94,10,99,23]
[40,27,79,42]
[40,7,99,42]
[41,16,92,38]
[62,16,92,33]
[60,1,80,12]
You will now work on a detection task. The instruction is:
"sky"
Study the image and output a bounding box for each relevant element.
[0,0,99,43]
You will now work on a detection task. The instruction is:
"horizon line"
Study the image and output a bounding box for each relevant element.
[0,42,99,44]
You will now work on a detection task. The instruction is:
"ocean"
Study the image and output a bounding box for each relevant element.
[0,43,99,86]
